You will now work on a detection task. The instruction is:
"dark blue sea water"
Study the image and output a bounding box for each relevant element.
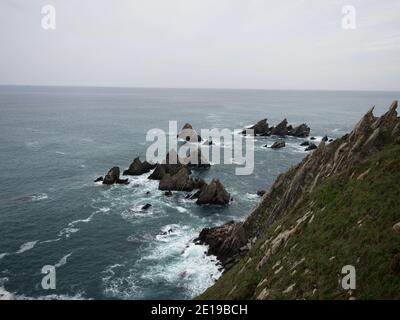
[0,86,398,299]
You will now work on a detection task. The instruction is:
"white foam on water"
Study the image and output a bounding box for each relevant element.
[102,266,140,299]
[69,212,97,225]
[122,205,154,219]
[40,238,61,244]
[103,264,124,278]
[244,192,259,200]
[55,252,73,268]
[0,253,8,260]
[58,208,106,239]
[15,240,38,254]
[176,206,188,213]
[31,193,48,202]
[141,224,222,298]
[58,226,80,238]
[0,277,86,300]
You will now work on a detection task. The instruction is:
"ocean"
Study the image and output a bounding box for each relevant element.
[0,86,398,299]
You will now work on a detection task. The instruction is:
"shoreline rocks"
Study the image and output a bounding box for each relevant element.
[194,220,246,269]
[305,143,317,151]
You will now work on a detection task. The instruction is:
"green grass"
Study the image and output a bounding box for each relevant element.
[198,143,400,300]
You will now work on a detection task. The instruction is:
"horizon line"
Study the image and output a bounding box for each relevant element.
[0,83,399,93]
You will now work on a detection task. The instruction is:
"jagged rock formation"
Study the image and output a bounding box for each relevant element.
[159,167,205,192]
[197,101,400,299]
[123,157,156,176]
[242,118,310,137]
[102,167,129,185]
[242,119,269,135]
[178,123,202,142]
[196,178,231,206]
[148,150,186,180]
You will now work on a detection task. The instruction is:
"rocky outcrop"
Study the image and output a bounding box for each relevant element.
[178,123,202,142]
[288,123,311,138]
[184,147,211,169]
[102,167,129,185]
[148,150,186,180]
[159,167,205,192]
[196,178,231,206]
[242,119,269,135]
[198,101,400,271]
[195,221,246,268]
[94,176,103,182]
[305,143,317,151]
[269,140,286,149]
[242,118,310,137]
[141,203,152,211]
[123,157,156,176]
[269,119,289,136]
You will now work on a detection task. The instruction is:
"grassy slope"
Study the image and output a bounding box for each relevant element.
[199,142,400,299]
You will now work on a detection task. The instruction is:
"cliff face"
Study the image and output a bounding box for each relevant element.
[198,101,400,299]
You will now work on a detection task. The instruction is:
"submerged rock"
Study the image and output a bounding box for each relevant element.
[196,178,231,206]
[257,190,266,197]
[300,141,310,146]
[305,143,318,151]
[269,140,286,149]
[141,203,152,211]
[116,178,129,185]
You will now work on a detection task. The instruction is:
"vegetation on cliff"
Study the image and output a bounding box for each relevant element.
[198,101,400,299]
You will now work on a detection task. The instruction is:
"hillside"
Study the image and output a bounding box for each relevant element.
[197,101,400,299]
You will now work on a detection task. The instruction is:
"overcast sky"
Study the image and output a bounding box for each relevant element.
[0,0,399,90]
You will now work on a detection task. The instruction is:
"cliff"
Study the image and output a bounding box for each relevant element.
[197,101,400,299]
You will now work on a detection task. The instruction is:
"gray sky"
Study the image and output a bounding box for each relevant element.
[0,0,399,90]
